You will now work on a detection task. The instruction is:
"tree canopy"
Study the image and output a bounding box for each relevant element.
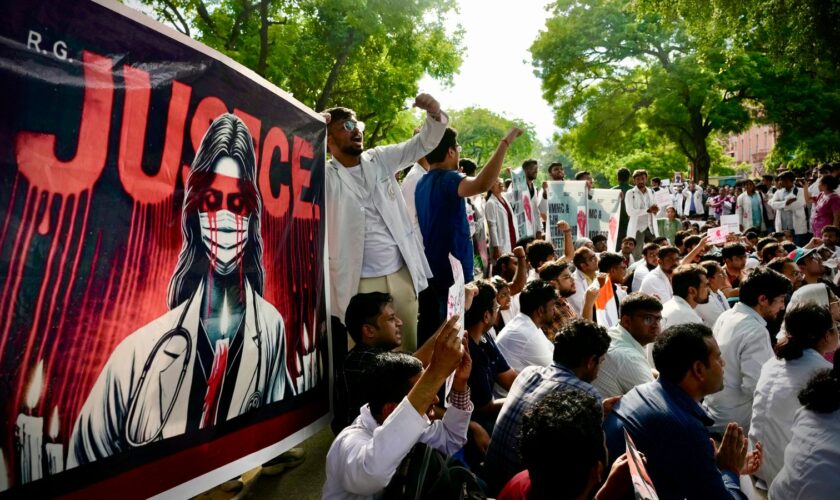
[448,107,539,168]
[531,0,763,183]
[141,0,464,146]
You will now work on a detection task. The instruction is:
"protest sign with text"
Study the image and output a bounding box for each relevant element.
[590,189,622,252]
[547,181,588,256]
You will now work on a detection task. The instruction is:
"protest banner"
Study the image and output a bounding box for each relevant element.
[624,429,659,500]
[546,181,588,257]
[510,167,535,238]
[589,189,622,252]
[0,0,328,496]
[444,254,465,404]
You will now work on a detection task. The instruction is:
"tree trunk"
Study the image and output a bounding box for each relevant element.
[315,31,357,111]
[256,0,270,76]
[692,134,711,184]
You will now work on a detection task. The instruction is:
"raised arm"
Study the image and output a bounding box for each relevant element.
[508,246,528,296]
[458,128,523,197]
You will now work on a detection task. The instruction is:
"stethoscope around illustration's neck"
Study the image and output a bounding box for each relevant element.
[124,284,262,447]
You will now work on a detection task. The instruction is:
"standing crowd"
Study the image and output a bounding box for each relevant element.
[321,94,840,499]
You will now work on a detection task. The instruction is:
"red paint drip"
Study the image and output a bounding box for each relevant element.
[208,211,217,314]
[201,338,229,428]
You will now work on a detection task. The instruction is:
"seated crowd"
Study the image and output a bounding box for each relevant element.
[322,94,840,499]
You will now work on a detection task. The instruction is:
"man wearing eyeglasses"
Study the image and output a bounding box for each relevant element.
[324,94,447,354]
[593,293,662,398]
[414,126,523,344]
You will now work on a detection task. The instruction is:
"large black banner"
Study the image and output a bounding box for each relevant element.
[0,0,328,496]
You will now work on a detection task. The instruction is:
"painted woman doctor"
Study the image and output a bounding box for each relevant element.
[68,114,294,467]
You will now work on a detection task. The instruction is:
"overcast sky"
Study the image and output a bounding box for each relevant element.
[419,0,558,142]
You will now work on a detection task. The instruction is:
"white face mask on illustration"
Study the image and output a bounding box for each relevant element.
[199,209,249,275]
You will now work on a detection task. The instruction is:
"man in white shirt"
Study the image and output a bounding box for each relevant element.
[624,169,659,260]
[588,252,628,328]
[661,264,709,330]
[324,322,472,499]
[695,261,731,328]
[769,172,809,247]
[496,280,558,372]
[704,268,792,431]
[629,243,660,292]
[568,247,599,314]
[594,293,661,398]
[640,246,680,302]
[325,94,445,353]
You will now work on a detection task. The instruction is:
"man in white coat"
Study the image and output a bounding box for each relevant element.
[735,179,766,232]
[769,171,809,247]
[704,268,792,431]
[661,264,709,330]
[324,94,445,353]
[624,169,659,260]
[682,180,705,218]
[401,155,429,247]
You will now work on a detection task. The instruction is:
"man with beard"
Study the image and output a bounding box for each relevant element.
[704,268,792,431]
[604,324,762,499]
[539,261,595,336]
[325,93,445,354]
[568,247,599,314]
[640,246,681,302]
[661,265,710,330]
[629,243,660,292]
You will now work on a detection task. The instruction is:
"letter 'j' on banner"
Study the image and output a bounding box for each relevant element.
[0,0,329,497]
[546,181,588,256]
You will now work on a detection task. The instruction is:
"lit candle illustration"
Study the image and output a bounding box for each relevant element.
[45,407,64,475]
[15,359,44,484]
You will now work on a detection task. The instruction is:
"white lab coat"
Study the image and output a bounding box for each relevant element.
[639,266,673,302]
[567,269,593,315]
[485,194,516,255]
[735,192,766,232]
[704,302,774,431]
[769,406,840,500]
[67,280,292,467]
[749,349,831,485]
[496,313,554,373]
[661,296,703,330]
[682,188,705,215]
[769,186,808,234]
[625,186,660,238]
[400,162,427,247]
[326,113,446,322]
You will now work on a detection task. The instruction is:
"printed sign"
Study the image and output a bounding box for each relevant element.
[707,226,731,245]
[510,167,534,238]
[590,189,622,253]
[0,1,328,497]
[547,181,588,256]
[654,189,673,209]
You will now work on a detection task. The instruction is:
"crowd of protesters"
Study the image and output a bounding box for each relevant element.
[320,94,840,499]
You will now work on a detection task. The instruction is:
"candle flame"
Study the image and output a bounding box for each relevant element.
[220,294,230,336]
[48,406,60,440]
[25,360,44,410]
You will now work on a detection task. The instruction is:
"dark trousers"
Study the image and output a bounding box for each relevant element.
[417,283,449,347]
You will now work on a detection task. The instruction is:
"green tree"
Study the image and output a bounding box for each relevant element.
[448,107,539,168]
[530,0,760,183]
[140,0,463,146]
[636,0,840,165]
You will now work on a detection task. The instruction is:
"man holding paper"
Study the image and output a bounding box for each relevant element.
[625,170,659,260]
